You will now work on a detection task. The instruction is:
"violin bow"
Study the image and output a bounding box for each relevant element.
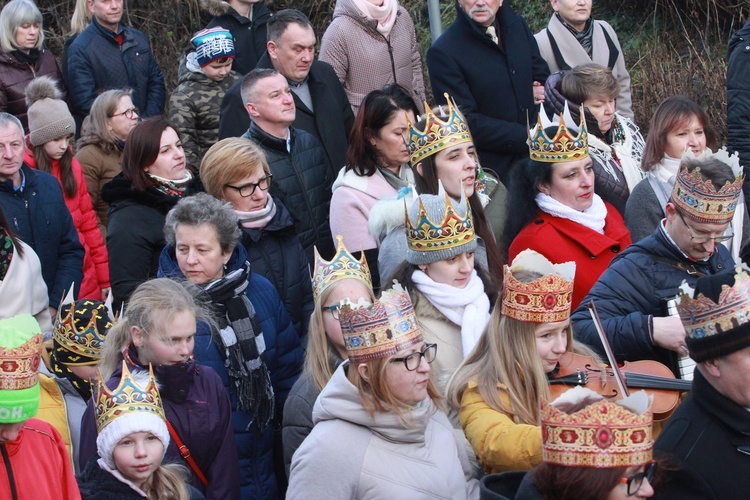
[587,300,630,398]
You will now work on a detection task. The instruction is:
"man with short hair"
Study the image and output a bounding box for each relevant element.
[426,0,550,184]
[67,0,165,123]
[0,113,83,311]
[219,9,354,176]
[241,69,334,261]
[534,0,633,118]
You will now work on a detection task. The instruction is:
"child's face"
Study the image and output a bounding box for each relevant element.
[203,57,233,82]
[112,431,164,489]
[42,136,71,161]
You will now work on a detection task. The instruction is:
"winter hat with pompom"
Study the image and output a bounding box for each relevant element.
[25,75,75,146]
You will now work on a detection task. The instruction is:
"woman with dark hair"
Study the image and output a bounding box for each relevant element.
[102,117,200,307]
[329,84,419,289]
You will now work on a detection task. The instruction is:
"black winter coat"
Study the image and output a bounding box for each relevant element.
[0,165,84,305]
[204,0,272,75]
[219,54,354,176]
[426,1,549,184]
[240,197,314,341]
[242,122,334,262]
[654,370,750,499]
[727,17,750,202]
[571,224,733,374]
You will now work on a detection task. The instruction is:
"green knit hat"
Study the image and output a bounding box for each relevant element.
[0,315,43,423]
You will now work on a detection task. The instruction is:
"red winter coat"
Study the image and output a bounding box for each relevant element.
[508,203,631,310]
[24,146,109,301]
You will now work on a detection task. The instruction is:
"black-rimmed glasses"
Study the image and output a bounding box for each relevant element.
[677,210,733,243]
[322,304,342,320]
[111,107,139,119]
[620,461,656,496]
[390,343,437,371]
[225,174,273,197]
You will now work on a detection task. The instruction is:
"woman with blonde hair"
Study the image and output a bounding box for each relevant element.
[61,0,91,83]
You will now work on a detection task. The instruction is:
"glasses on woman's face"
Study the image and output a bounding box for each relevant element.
[620,461,656,496]
[111,107,140,120]
[677,210,733,243]
[390,343,437,371]
[322,304,342,320]
[225,174,273,198]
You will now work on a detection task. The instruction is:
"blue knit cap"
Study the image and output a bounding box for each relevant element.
[191,27,235,67]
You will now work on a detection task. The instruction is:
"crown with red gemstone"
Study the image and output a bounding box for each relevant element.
[501,250,575,323]
[407,94,473,165]
[541,388,653,468]
[0,331,42,390]
[528,103,589,163]
[339,282,422,364]
[311,235,373,301]
[94,362,165,433]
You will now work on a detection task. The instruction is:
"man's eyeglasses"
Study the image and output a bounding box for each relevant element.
[620,461,656,496]
[111,107,139,119]
[225,174,273,198]
[390,343,437,371]
[677,210,733,243]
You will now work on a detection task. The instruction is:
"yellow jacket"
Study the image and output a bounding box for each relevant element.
[37,373,74,464]
[459,381,543,473]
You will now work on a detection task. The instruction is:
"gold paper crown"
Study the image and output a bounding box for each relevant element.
[405,192,475,253]
[528,103,589,163]
[311,236,373,301]
[541,388,653,468]
[339,282,423,364]
[94,362,165,433]
[53,287,115,364]
[671,148,743,224]
[407,94,473,165]
[0,333,42,390]
[501,250,575,323]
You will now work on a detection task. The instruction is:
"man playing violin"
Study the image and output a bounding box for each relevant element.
[571,150,740,377]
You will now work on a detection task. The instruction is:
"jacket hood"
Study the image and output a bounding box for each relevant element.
[176,52,210,85]
[200,0,231,16]
[313,362,434,444]
[368,188,416,242]
[544,71,608,139]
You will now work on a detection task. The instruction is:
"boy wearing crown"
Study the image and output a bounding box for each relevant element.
[572,151,739,377]
[0,314,80,499]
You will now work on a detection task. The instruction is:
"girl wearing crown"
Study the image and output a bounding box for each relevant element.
[287,284,479,498]
[282,235,375,476]
[446,250,599,474]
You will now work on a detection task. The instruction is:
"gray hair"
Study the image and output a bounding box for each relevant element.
[164,193,242,254]
[0,0,44,53]
[240,68,278,106]
[0,112,24,137]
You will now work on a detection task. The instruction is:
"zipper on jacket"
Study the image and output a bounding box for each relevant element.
[1,443,18,500]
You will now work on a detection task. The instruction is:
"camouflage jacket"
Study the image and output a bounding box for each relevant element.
[168,53,241,169]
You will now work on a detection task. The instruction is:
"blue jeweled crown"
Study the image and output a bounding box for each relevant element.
[527,103,589,163]
[407,94,473,165]
[94,362,165,433]
[311,235,373,301]
[405,192,474,253]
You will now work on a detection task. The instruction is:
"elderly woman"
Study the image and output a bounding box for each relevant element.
[158,192,303,499]
[0,0,65,131]
[288,283,479,498]
[76,89,139,236]
[200,137,313,340]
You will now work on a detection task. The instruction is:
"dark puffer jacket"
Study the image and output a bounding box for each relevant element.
[158,243,303,500]
[0,49,65,132]
[168,53,241,169]
[240,197,313,341]
[243,122,335,262]
[727,17,750,202]
[571,224,733,374]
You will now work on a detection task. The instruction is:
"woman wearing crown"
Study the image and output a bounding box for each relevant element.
[504,104,631,310]
[287,283,479,498]
[446,250,600,474]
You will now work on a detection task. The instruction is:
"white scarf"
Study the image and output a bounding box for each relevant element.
[587,114,645,193]
[654,154,682,183]
[535,192,608,234]
[411,269,490,357]
[351,0,399,36]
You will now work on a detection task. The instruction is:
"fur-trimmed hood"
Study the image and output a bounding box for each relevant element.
[200,0,231,16]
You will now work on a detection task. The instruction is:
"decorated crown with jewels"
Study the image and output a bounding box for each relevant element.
[94,362,165,433]
[407,94,473,166]
[501,250,575,323]
[528,103,589,163]
[311,235,373,301]
[0,330,42,391]
[405,191,475,254]
[339,282,423,364]
[53,286,116,364]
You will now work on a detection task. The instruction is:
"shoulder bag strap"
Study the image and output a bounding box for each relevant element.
[165,418,209,486]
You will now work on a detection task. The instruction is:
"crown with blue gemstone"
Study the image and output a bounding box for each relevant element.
[528,103,589,163]
[94,362,165,433]
[407,94,473,165]
[405,191,474,255]
[311,235,373,301]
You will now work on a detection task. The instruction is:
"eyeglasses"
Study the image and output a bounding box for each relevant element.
[225,174,273,197]
[390,343,437,371]
[676,210,733,243]
[322,304,342,320]
[111,107,139,119]
[620,461,656,496]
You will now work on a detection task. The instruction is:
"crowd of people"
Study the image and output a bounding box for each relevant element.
[1,0,750,498]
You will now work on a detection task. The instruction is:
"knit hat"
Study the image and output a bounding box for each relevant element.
[191,27,235,67]
[95,362,169,469]
[25,75,76,147]
[405,187,476,266]
[0,314,43,423]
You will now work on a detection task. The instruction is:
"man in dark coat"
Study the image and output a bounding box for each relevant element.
[571,156,739,376]
[219,9,354,176]
[427,0,549,184]
[66,0,165,123]
[0,113,83,309]
[653,270,750,499]
[727,16,750,203]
